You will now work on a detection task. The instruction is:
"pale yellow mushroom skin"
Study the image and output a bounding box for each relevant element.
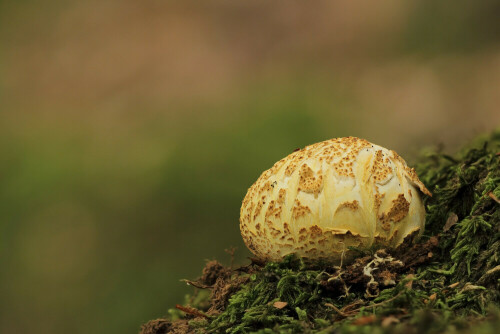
[240,137,431,263]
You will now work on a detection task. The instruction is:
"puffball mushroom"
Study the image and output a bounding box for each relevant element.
[240,137,431,263]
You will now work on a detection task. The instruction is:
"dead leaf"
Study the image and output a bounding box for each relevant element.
[273,301,288,309]
[380,270,397,286]
[428,252,433,258]
[460,283,484,292]
[443,213,458,232]
[429,236,439,246]
[488,192,500,204]
[352,314,376,325]
[448,282,460,289]
[381,315,400,327]
[429,293,437,301]
[405,274,415,289]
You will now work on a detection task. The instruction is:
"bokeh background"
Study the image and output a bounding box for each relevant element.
[1,0,499,333]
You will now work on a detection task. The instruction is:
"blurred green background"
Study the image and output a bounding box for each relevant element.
[0,0,499,333]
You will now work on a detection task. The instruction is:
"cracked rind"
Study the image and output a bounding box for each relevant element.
[240,137,431,263]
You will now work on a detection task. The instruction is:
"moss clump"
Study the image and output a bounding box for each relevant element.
[140,131,500,334]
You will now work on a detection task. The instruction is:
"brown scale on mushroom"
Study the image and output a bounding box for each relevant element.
[298,164,323,196]
[252,197,266,220]
[283,222,291,234]
[258,181,273,195]
[381,194,411,224]
[277,189,286,204]
[390,150,432,197]
[292,200,312,219]
[240,137,431,263]
[372,150,393,183]
[265,200,282,219]
[374,190,384,212]
[269,226,281,237]
[336,200,360,212]
[309,225,323,238]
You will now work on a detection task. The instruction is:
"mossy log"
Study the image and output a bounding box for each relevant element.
[141,131,500,334]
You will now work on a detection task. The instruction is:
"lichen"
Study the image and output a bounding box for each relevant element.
[140,130,500,334]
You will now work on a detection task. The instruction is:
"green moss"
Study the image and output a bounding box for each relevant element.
[417,131,500,288]
[141,130,500,334]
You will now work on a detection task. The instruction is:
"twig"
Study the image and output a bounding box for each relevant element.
[327,292,405,320]
[225,247,237,269]
[341,300,365,313]
[363,291,405,310]
[325,303,349,318]
[487,192,500,204]
[181,279,212,289]
[175,304,210,319]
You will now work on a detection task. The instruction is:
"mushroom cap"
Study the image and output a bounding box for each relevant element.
[240,137,431,263]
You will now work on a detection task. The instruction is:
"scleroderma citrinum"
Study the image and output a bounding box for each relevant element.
[240,137,431,263]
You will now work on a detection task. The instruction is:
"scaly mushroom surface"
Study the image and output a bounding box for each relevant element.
[240,137,431,263]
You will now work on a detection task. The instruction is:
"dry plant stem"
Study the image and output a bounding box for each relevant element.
[324,303,349,318]
[182,279,212,289]
[174,304,210,319]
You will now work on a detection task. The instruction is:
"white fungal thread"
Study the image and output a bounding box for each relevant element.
[363,253,403,298]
